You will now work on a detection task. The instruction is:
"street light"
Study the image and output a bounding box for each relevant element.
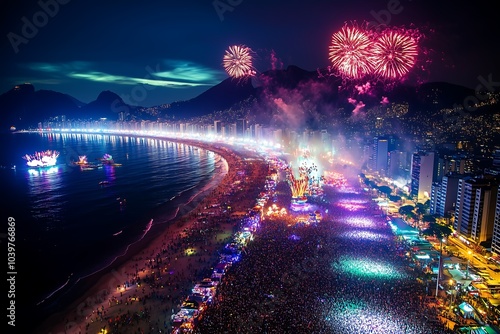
[435,238,445,298]
[449,279,456,310]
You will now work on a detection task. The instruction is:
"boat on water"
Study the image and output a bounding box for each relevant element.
[99,153,121,166]
[73,155,89,165]
[23,150,59,168]
[99,180,110,185]
[99,153,115,165]
[73,156,103,169]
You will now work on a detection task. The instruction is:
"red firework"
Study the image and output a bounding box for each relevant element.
[222,45,256,79]
[328,25,373,79]
[371,30,418,79]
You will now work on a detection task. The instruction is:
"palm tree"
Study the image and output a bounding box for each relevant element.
[415,202,427,218]
[422,215,437,224]
[399,204,415,216]
[377,185,392,197]
[421,222,452,241]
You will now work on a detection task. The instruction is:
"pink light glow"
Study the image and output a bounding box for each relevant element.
[328,25,373,79]
[337,203,366,212]
[328,23,420,82]
[342,216,377,228]
[371,30,418,79]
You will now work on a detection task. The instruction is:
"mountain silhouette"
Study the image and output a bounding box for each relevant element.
[79,90,134,120]
[0,67,487,131]
[0,84,82,128]
[0,85,143,129]
[162,76,256,119]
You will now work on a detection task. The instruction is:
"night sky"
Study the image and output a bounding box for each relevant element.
[2,0,499,107]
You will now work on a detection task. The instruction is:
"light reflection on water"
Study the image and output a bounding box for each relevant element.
[3,131,219,317]
[26,166,64,224]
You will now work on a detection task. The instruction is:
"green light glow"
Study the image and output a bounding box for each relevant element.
[24,60,223,88]
[155,60,225,83]
[68,71,210,87]
[332,255,407,280]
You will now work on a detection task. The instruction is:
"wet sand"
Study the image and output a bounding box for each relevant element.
[35,139,269,334]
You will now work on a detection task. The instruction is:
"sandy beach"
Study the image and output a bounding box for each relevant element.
[35,139,269,334]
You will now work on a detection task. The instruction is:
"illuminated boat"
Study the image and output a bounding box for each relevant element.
[73,156,104,170]
[23,150,59,168]
[74,155,89,165]
[99,153,121,166]
[100,153,113,163]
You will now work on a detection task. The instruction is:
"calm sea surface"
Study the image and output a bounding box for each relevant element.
[0,131,220,327]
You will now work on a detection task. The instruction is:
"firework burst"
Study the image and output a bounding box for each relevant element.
[23,150,59,167]
[222,45,256,79]
[328,25,373,79]
[371,30,418,79]
[327,23,421,83]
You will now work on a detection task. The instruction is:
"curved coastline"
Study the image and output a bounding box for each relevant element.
[24,134,227,312]
[33,132,268,334]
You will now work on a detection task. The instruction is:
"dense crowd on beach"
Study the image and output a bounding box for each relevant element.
[40,144,457,334]
[192,171,454,333]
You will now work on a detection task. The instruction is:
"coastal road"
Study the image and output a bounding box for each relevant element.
[447,236,500,282]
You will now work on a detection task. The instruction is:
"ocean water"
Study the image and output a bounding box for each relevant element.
[0,131,222,329]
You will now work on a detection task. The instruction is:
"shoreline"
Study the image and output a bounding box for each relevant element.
[34,137,269,334]
[35,151,226,311]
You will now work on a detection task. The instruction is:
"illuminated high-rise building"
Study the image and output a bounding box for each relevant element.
[388,150,410,179]
[214,120,222,135]
[454,177,498,244]
[410,151,436,202]
[430,173,467,217]
[236,118,249,138]
[371,136,389,175]
[491,183,500,255]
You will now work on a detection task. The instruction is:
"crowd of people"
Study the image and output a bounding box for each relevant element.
[45,146,459,334]
[193,165,454,333]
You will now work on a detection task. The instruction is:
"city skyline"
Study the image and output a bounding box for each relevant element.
[2,0,500,108]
